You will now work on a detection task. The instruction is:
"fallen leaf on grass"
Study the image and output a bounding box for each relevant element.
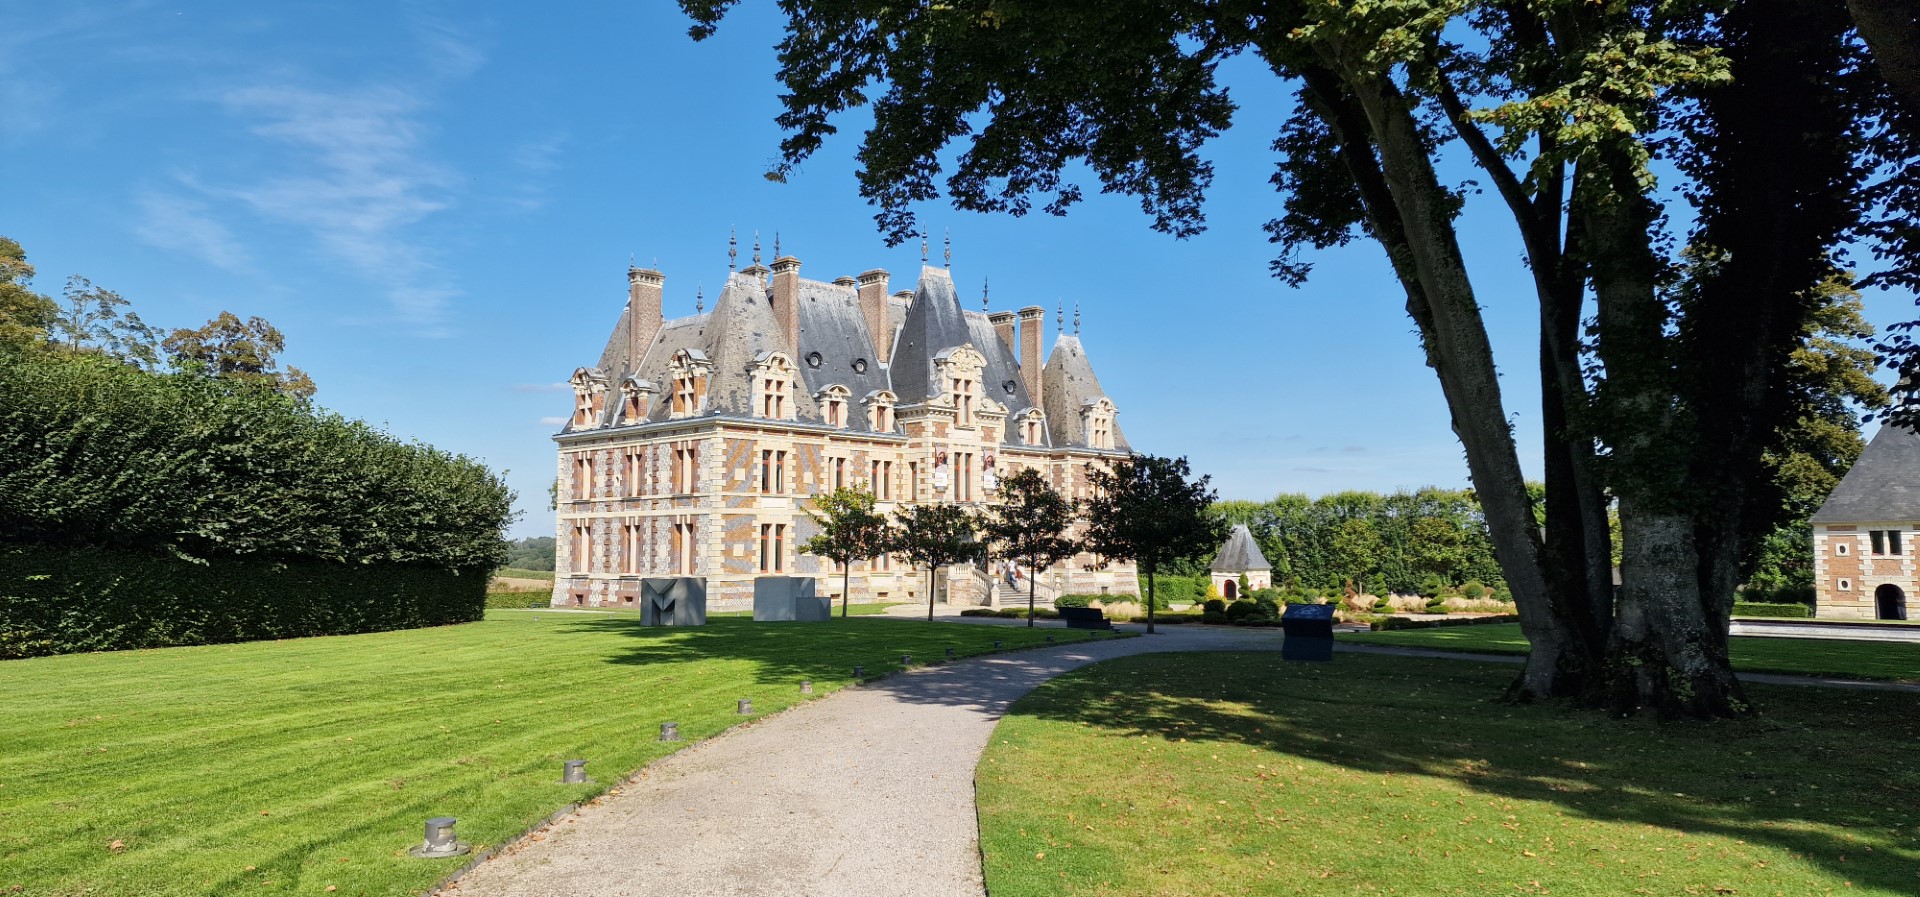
[107,840,124,852]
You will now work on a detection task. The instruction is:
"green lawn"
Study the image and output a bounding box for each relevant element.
[0,612,1107,896]
[977,651,1920,897]
[1343,623,1920,682]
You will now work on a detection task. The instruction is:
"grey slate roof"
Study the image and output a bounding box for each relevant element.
[1211,524,1272,573]
[1811,426,1920,523]
[564,261,1120,446]
[1041,333,1129,450]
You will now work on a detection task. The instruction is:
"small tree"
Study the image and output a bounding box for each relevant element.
[52,276,159,369]
[801,486,891,618]
[889,503,979,621]
[1083,455,1225,634]
[978,468,1076,627]
[164,311,316,399]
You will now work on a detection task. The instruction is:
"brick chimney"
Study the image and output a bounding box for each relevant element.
[771,255,801,353]
[857,269,891,363]
[1017,305,1045,406]
[988,310,1016,353]
[627,266,665,371]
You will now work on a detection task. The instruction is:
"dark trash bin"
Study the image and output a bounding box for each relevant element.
[1058,606,1112,630]
[1280,603,1335,661]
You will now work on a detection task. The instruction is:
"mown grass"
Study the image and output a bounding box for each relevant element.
[1343,622,1920,682]
[977,651,1920,897]
[0,612,1105,896]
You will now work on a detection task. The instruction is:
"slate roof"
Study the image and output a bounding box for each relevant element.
[1211,524,1272,573]
[1811,425,1920,523]
[565,260,1119,447]
[1041,333,1129,450]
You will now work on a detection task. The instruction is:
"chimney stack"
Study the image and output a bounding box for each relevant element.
[628,266,665,372]
[857,269,891,363]
[771,255,801,353]
[988,310,1016,354]
[1017,305,1045,407]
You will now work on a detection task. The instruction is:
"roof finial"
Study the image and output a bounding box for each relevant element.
[696,283,704,314]
[982,277,990,312]
[752,230,762,266]
[921,230,929,263]
[1056,302,1064,331]
[774,231,781,259]
[944,229,952,268]
[1074,302,1081,335]
[728,227,738,271]
[629,252,635,269]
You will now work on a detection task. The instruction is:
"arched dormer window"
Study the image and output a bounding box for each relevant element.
[751,351,797,420]
[570,367,610,428]
[1082,398,1117,450]
[816,384,852,428]
[1017,408,1047,446]
[864,390,897,433]
[666,349,713,419]
[619,376,655,425]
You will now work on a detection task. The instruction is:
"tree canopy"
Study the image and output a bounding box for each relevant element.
[1082,455,1224,634]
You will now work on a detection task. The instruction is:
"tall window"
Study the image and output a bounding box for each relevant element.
[871,459,894,500]
[621,520,642,574]
[761,450,788,494]
[673,442,699,493]
[572,524,592,573]
[866,391,897,432]
[952,376,976,426]
[1872,529,1905,556]
[908,461,919,501]
[671,521,697,575]
[955,452,974,501]
[819,385,850,428]
[624,449,645,497]
[759,523,786,573]
[873,553,891,572]
[833,457,846,491]
[572,454,595,501]
[673,375,698,416]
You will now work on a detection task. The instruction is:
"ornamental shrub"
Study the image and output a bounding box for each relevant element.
[1201,610,1227,624]
[1054,593,1095,608]
[1203,598,1227,614]
[1731,601,1812,619]
[1225,599,1260,622]
[1461,580,1487,599]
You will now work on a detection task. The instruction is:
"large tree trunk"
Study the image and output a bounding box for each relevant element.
[1848,0,1920,116]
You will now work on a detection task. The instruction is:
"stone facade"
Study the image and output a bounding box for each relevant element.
[554,247,1139,610]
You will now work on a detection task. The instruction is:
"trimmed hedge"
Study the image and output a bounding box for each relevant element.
[1732,601,1812,619]
[1369,613,1522,631]
[962,607,1062,619]
[1,544,486,659]
[486,590,553,610]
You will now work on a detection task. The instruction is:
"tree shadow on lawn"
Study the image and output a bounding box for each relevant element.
[1006,651,1920,895]
[551,613,1115,690]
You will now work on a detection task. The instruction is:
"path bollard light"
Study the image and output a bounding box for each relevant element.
[854,664,865,678]
[562,760,588,784]
[738,698,754,715]
[408,816,470,858]
[994,640,1002,649]
[800,680,813,694]
[660,721,681,742]
[1046,635,1055,643]
[946,647,955,658]
[901,654,912,665]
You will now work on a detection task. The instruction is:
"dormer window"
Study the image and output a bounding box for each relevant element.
[570,367,610,428]
[864,390,897,433]
[1082,398,1116,450]
[666,349,712,419]
[619,376,655,425]
[932,344,988,430]
[817,384,851,429]
[1018,408,1046,446]
[951,375,976,427]
[751,351,797,421]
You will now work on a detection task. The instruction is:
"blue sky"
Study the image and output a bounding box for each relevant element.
[5,1,1914,538]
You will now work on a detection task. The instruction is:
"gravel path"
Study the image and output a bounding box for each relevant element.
[443,625,1285,897]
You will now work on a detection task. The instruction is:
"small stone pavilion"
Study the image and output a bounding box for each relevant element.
[1810,425,1919,620]
[1210,524,1272,601]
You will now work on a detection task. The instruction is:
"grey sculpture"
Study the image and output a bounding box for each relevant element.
[752,576,829,621]
[641,577,708,626]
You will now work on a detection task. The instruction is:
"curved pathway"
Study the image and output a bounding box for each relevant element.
[442,624,1285,897]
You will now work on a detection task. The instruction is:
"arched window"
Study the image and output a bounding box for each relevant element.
[864,390,898,433]
[816,384,852,428]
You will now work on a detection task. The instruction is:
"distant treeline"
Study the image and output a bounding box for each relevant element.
[1182,488,1509,597]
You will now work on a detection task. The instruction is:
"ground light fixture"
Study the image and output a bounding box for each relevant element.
[408,817,470,859]
[737,698,753,715]
[994,640,1002,648]
[945,647,955,658]
[562,760,588,784]
[659,721,681,742]
[853,664,865,678]
[900,654,912,665]
[800,680,813,694]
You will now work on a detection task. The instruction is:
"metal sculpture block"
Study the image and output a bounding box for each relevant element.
[752,576,829,621]
[641,577,708,626]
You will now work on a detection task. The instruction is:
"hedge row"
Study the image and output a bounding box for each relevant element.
[0,352,513,569]
[1,544,486,659]
[1367,613,1523,631]
[486,590,553,610]
[1731,601,1813,619]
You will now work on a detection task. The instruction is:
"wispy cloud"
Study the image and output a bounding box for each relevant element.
[537,416,568,426]
[411,9,488,79]
[216,83,461,328]
[134,191,250,271]
[514,382,572,393]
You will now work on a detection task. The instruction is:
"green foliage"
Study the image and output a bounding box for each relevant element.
[1370,614,1525,631]
[1203,599,1226,615]
[52,275,159,369]
[1731,602,1813,619]
[962,607,1060,620]
[504,537,556,571]
[486,590,551,610]
[1053,593,1094,609]
[1,544,485,659]
[163,310,316,399]
[1224,599,1260,622]
[802,486,892,616]
[979,467,1077,621]
[0,236,56,350]
[1219,488,1507,597]
[1460,580,1487,600]
[1082,455,1225,630]
[888,502,979,619]
[0,351,513,571]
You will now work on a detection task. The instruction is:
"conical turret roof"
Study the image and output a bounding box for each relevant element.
[1210,524,1272,573]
